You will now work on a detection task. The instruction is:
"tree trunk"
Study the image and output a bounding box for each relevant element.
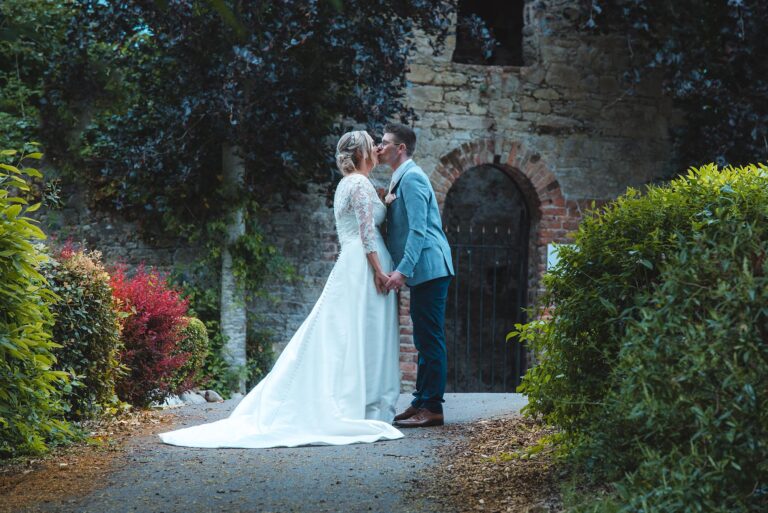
[220,143,247,394]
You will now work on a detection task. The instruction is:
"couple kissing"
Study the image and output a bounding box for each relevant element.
[160,124,454,448]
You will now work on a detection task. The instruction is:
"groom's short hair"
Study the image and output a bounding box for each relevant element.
[385,123,416,157]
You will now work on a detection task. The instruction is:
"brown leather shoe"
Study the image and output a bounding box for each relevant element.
[394,408,444,428]
[393,406,420,422]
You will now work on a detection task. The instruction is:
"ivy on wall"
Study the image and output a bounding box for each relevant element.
[584,0,768,168]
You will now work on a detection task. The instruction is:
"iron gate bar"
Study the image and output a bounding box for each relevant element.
[464,242,471,392]
[452,230,460,391]
[478,226,486,389]
[514,207,530,388]
[502,238,509,391]
[490,238,498,388]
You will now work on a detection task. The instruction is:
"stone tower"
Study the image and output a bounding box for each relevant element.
[257,0,675,391]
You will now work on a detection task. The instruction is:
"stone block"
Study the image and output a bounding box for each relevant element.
[444,89,480,104]
[180,391,207,405]
[416,113,451,129]
[501,73,522,95]
[533,88,561,101]
[408,96,430,112]
[488,98,517,117]
[447,115,494,131]
[540,43,574,64]
[409,85,444,104]
[545,63,581,87]
[407,64,436,84]
[468,103,487,116]
[520,97,552,115]
[433,72,469,87]
[441,102,470,115]
[520,65,546,85]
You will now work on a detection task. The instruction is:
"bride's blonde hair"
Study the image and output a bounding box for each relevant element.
[335,130,375,175]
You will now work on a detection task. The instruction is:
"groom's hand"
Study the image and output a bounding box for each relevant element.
[385,271,407,291]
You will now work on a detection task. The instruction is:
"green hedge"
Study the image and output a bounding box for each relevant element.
[0,150,72,456]
[169,316,209,391]
[43,247,124,420]
[519,164,768,512]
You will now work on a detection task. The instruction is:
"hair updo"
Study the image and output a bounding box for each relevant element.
[335,130,375,175]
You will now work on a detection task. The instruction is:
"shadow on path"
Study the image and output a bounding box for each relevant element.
[40,393,526,513]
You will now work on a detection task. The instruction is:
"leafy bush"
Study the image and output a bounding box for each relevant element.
[179,277,274,398]
[0,1,71,150]
[111,265,190,407]
[42,244,124,420]
[245,326,275,391]
[0,149,72,456]
[519,164,768,512]
[169,316,208,391]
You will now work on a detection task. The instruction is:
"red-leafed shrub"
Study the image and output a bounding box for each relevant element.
[111,265,190,406]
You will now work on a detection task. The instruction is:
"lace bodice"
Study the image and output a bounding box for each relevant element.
[334,173,386,253]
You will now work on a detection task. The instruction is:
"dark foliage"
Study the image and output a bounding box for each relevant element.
[0,1,71,150]
[585,0,768,168]
[43,0,455,230]
[41,0,458,391]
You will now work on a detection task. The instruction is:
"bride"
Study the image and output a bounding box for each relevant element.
[159,131,403,448]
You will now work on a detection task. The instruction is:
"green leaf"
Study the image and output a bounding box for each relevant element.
[5,204,22,218]
[0,163,21,174]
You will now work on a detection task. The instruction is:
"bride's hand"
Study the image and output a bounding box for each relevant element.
[374,271,390,294]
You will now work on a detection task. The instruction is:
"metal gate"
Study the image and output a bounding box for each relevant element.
[444,205,529,392]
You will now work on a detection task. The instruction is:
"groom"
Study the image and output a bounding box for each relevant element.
[378,123,454,428]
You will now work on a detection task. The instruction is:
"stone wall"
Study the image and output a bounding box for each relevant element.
[41,185,194,272]
[391,0,675,388]
[250,184,337,354]
[43,0,677,392]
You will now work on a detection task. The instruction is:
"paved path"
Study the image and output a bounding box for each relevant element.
[44,393,526,513]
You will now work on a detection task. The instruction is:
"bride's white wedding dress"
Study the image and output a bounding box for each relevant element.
[159,173,403,448]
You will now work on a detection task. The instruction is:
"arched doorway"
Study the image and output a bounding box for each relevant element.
[442,164,531,392]
[395,139,580,393]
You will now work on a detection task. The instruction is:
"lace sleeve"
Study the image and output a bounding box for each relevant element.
[348,176,378,253]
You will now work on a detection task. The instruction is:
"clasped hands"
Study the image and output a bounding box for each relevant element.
[374,270,407,294]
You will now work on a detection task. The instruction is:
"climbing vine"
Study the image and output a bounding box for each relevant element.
[584,0,768,167]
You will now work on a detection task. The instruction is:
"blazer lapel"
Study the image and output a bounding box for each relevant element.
[389,161,415,194]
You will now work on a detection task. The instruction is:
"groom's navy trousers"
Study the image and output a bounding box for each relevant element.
[409,275,451,414]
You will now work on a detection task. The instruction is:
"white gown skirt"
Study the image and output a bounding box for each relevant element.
[159,237,403,448]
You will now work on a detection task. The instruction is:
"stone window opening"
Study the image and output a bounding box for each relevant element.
[453,0,525,66]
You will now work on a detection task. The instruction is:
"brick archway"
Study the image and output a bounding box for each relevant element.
[398,139,594,389]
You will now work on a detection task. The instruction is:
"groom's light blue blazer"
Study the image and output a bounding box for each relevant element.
[386,160,454,287]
